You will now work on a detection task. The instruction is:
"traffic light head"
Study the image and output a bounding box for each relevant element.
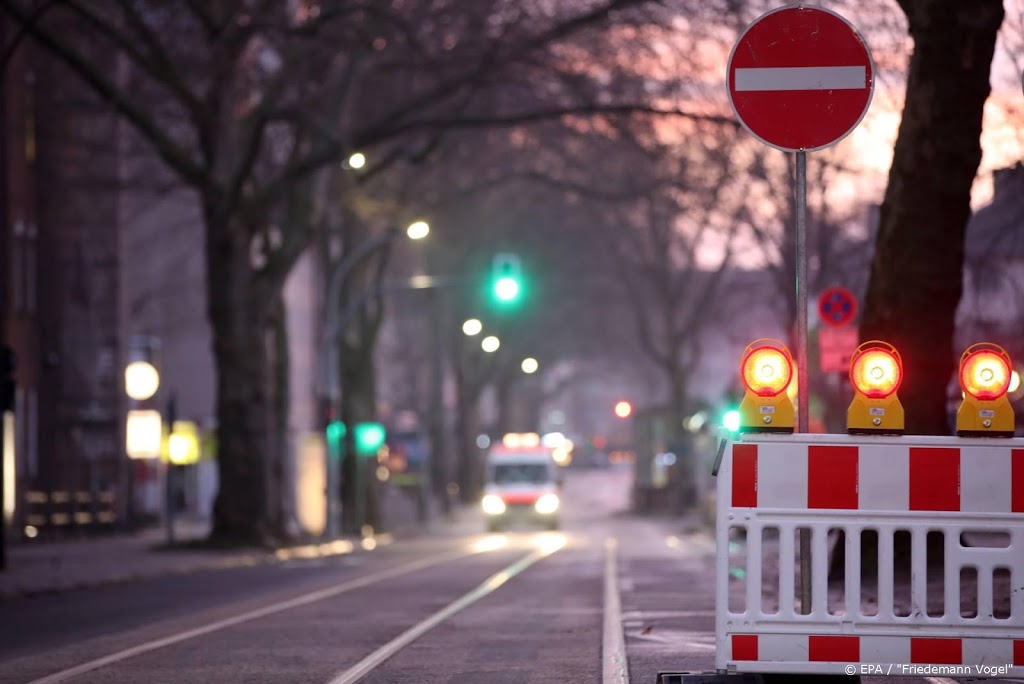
[847,340,904,434]
[489,253,523,306]
[325,421,387,457]
[738,339,794,432]
[956,342,1015,437]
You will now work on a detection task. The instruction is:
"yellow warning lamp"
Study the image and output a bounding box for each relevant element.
[847,341,904,434]
[738,339,795,433]
[957,343,1015,437]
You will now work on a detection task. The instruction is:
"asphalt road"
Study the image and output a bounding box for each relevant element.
[0,468,1006,684]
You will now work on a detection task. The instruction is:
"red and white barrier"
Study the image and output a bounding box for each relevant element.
[715,433,1024,677]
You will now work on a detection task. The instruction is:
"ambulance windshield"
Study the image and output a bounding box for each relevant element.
[492,463,549,485]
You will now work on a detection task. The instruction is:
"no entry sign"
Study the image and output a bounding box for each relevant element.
[727,5,874,152]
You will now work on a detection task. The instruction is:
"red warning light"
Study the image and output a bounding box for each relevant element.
[960,345,1011,401]
[740,341,793,397]
[850,343,902,399]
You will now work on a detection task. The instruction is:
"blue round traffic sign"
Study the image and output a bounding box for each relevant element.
[818,287,857,327]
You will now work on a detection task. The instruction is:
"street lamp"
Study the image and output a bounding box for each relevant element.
[125,361,159,400]
[481,336,500,353]
[462,318,483,336]
[406,221,430,240]
[521,357,538,374]
[125,360,162,461]
[347,152,366,169]
[322,220,432,400]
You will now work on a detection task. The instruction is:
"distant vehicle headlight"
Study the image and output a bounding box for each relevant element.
[534,493,559,515]
[482,494,506,515]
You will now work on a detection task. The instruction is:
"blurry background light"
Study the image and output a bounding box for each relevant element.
[125,361,160,401]
[347,152,366,169]
[406,221,430,240]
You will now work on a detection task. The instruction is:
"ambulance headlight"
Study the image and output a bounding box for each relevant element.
[482,494,506,516]
[534,493,560,515]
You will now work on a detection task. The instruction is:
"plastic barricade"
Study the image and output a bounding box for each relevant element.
[715,433,1024,677]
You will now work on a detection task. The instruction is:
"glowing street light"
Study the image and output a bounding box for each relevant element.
[614,401,632,418]
[481,336,500,353]
[348,152,366,169]
[125,361,160,401]
[406,220,430,240]
[521,357,539,374]
[462,318,483,336]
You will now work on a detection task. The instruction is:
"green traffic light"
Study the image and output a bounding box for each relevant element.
[722,409,741,432]
[324,420,386,457]
[355,423,386,454]
[494,276,520,302]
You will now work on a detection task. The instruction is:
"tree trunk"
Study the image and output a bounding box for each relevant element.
[206,222,272,545]
[427,291,451,516]
[454,374,484,504]
[668,363,696,511]
[266,291,290,539]
[860,1,1004,435]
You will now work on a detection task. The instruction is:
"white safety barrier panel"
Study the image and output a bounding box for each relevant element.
[715,433,1024,677]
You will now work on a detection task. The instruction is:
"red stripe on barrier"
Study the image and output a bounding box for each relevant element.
[732,634,758,661]
[910,637,962,665]
[1013,450,1024,513]
[909,448,960,511]
[732,444,758,507]
[1015,639,1024,666]
[808,446,858,509]
[809,634,859,661]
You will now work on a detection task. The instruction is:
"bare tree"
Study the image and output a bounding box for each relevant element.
[5,0,689,542]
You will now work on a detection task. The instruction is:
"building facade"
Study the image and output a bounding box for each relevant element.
[2,19,123,539]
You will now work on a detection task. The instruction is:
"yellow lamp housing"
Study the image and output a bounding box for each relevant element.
[847,340,904,434]
[738,338,795,433]
[956,343,1015,437]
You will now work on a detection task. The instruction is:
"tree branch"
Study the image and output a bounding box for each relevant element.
[0,1,209,190]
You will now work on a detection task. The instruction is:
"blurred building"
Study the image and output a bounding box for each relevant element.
[2,19,123,539]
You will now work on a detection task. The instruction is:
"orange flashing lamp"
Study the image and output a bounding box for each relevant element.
[738,339,794,433]
[847,341,904,434]
[957,343,1014,437]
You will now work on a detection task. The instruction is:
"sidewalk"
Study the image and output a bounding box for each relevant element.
[0,485,446,601]
[0,519,279,600]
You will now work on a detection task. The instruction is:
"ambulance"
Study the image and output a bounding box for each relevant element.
[480,433,562,532]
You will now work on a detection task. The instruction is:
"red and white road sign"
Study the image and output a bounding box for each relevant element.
[819,325,858,373]
[727,5,874,152]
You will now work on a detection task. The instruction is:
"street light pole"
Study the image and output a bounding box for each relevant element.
[320,222,428,538]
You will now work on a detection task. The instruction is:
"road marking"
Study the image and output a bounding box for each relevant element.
[26,542,503,684]
[603,537,630,684]
[734,66,866,91]
[327,534,566,684]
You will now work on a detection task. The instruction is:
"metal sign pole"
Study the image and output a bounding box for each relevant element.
[795,149,811,613]
[795,150,809,435]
